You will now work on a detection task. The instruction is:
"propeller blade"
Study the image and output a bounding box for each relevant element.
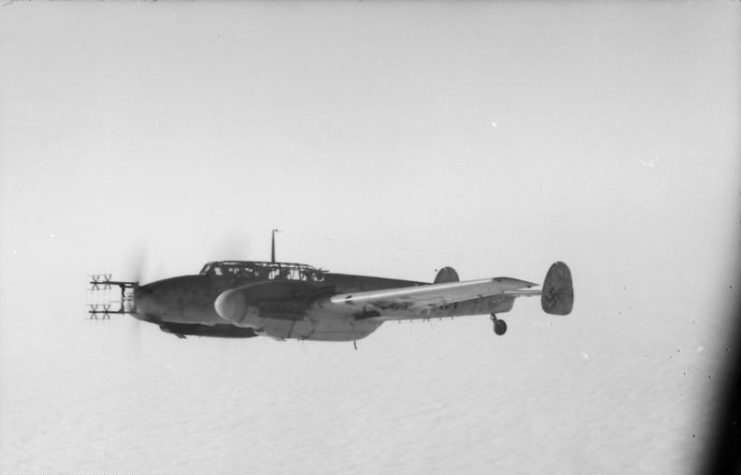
[127,310,145,353]
[124,244,149,286]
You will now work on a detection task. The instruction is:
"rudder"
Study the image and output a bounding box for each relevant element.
[541,262,574,315]
[434,267,459,284]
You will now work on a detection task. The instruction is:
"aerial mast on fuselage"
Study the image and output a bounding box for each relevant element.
[271,228,280,263]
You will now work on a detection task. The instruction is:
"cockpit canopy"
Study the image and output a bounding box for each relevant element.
[199,261,325,282]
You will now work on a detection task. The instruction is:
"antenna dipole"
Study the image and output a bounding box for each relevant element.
[271,228,280,263]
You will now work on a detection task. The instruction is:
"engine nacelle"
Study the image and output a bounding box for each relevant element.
[214,280,333,327]
[214,289,260,327]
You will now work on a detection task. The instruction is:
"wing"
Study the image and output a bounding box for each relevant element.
[328,277,541,320]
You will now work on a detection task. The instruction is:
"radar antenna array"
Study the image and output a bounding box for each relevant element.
[87,273,138,319]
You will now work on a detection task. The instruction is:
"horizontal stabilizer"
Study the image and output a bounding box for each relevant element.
[541,262,574,315]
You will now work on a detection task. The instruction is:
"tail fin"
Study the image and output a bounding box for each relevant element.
[434,267,459,284]
[541,262,574,315]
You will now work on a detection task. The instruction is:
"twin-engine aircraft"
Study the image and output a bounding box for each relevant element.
[89,234,574,344]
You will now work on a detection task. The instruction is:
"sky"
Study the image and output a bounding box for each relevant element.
[0,2,739,474]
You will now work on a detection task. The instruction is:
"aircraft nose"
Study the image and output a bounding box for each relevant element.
[214,289,246,324]
[133,284,159,320]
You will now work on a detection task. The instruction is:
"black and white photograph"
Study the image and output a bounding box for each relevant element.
[0,2,739,474]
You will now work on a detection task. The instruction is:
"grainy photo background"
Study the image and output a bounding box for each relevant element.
[1,2,739,474]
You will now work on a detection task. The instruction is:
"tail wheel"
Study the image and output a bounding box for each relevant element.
[490,314,508,335]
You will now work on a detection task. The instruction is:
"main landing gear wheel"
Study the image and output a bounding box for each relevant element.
[490,314,507,335]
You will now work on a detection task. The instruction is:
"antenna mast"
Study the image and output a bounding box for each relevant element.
[271,228,280,263]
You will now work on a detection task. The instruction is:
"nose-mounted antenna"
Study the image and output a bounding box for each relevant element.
[87,274,138,319]
[271,228,280,263]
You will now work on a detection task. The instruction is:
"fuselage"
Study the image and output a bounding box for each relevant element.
[133,260,426,340]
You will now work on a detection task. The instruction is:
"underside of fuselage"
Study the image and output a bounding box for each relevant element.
[157,322,259,339]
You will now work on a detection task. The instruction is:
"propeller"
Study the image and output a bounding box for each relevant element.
[119,244,150,350]
[124,244,150,287]
[127,306,145,352]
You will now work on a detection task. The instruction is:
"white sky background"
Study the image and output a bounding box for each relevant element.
[0,2,739,474]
